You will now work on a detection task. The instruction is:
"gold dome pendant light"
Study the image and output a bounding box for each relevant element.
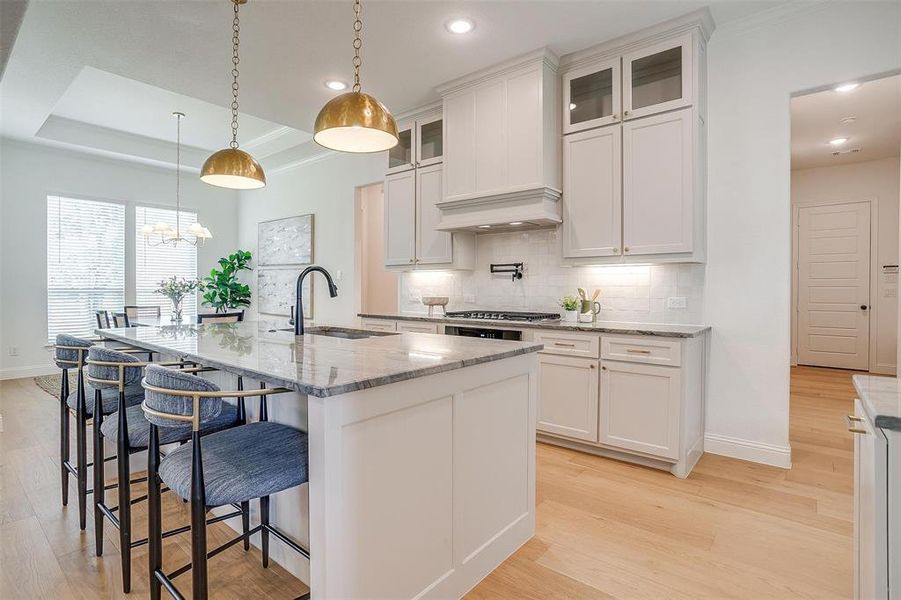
[201,0,266,189]
[313,0,398,153]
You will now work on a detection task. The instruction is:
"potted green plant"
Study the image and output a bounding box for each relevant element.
[155,276,202,323]
[201,250,253,315]
[560,295,580,323]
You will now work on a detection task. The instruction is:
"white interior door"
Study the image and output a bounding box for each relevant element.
[797,202,871,370]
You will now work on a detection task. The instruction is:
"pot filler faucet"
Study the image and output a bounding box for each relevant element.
[294,265,338,335]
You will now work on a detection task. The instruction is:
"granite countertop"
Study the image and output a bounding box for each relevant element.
[852,374,901,431]
[358,313,709,339]
[96,321,542,398]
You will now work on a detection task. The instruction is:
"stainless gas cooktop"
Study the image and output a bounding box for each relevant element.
[445,310,560,323]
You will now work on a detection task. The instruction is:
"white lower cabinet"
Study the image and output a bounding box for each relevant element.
[360,318,398,333]
[852,398,889,600]
[536,332,706,478]
[537,354,599,443]
[599,360,681,460]
[396,321,440,334]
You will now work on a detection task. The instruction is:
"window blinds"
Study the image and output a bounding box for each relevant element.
[135,205,199,319]
[46,195,126,342]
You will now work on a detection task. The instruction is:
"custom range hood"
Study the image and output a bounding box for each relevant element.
[434,49,562,233]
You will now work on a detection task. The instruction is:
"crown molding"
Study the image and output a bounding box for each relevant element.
[560,8,714,71]
[712,0,829,37]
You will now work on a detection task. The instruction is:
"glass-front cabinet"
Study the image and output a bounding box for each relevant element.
[416,116,443,168]
[386,115,443,174]
[623,34,692,120]
[563,58,620,134]
[387,126,415,174]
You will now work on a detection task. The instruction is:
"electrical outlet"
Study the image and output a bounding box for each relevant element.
[666,296,687,309]
[335,269,343,281]
[885,287,897,298]
[7,346,18,357]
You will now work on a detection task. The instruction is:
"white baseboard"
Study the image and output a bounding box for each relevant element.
[704,433,792,469]
[0,363,57,381]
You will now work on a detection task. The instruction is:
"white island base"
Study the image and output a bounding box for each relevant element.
[308,352,538,599]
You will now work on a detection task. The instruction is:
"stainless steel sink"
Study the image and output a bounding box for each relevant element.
[269,326,397,340]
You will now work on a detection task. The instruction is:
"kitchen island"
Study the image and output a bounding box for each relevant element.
[98,321,542,599]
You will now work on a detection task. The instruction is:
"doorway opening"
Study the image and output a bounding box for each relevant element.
[354,182,398,315]
[790,73,901,374]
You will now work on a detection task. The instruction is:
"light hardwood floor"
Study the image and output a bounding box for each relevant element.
[1,366,855,599]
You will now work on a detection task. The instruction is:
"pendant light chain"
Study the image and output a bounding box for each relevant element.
[175,113,182,239]
[230,0,241,149]
[352,0,362,93]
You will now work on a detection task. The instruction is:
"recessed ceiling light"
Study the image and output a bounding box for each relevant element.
[834,82,859,93]
[569,103,577,111]
[324,80,348,91]
[477,224,491,229]
[509,222,523,226]
[829,137,849,146]
[446,18,475,34]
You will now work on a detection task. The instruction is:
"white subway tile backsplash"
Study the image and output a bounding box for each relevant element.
[398,229,704,324]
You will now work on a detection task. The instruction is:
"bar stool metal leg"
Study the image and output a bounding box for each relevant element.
[190,431,209,600]
[93,389,105,556]
[260,495,270,568]
[148,423,163,600]
[75,371,88,530]
[116,390,133,593]
[60,368,70,506]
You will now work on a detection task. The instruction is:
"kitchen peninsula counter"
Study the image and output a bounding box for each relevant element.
[96,321,541,600]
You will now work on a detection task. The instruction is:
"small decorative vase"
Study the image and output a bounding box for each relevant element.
[564,310,579,323]
[170,298,184,323]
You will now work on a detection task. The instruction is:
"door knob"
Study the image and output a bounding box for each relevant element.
[860,304,869,310]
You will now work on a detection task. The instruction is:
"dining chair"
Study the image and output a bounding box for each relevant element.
[125,305,161,322]
[111,312,131,327]
[196,312,244,324]
[142,365,310,600]
[87,348,244,593]
[95,310,111,329]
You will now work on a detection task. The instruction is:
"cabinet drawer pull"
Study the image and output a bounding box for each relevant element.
[626,348,652,354]
[554,342,576,347]
[844,415,867,434]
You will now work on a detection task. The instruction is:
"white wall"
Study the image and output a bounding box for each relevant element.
[237,152,384,325]
[704,1,901,467]
[791,157,900,374]
[0,140,240,378]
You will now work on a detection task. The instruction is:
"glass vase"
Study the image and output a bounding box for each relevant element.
[170,298,184,323]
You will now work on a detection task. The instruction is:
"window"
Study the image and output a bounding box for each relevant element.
[47,196,126,342]
[135,205,199,319]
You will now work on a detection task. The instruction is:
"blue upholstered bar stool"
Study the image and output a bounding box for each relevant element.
[87,347,243,593]
[54,334,145,530]
[141,365,311,600]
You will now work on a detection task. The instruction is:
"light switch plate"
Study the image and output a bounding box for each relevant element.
[464,294,476,304]
[666,296,687,309]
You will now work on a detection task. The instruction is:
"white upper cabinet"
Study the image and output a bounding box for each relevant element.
[436,49,562,230]
[387,125,415,175]
[622,107,694,256]
[563,57,621,134]
[383,170,416,266]
[563,127,622,258]
[623,33,692,121]
[558,14,710,264]
[386,115,443,174]
[415,163,452,265]
[416,116,443,168]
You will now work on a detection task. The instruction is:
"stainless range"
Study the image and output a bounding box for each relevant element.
[443,310,560,340]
